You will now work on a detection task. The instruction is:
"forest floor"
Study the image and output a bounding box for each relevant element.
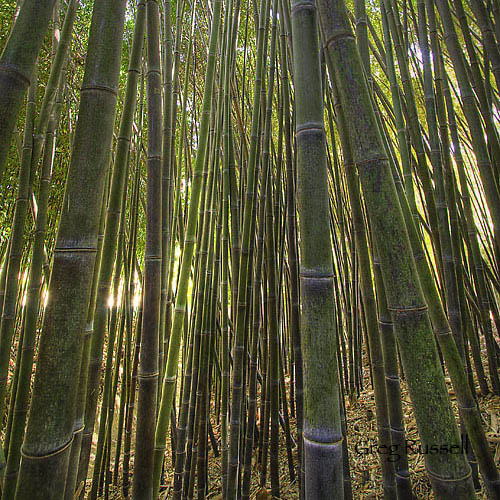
[344,368,500,499]
[99,350,500,499]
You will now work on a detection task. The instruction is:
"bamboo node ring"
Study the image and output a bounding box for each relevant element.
[0,63,31,85]
[303,435,344,446]
[394,470,410,479]
[323,30,355,48]
[355,155,389,167]
[21,435,74,460]
[291,0,315,13]
[296,121,324,135]
[378,319,392,326]
[300,271,334,278]
[425,466,472,482]
[387,304,427,313]
[457,403,477,411]
[81,84,117,96]
[53,247,96,253]
[139,371,159,379]
[434,327,452,336]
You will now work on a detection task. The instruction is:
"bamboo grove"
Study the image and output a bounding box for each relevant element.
[2,0,500,497]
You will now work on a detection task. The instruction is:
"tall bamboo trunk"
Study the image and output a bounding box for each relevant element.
[317,0,477,496]
[0,0,58,182]
[132,0,163,496]
[75,1,146,489]
[291,0,344,496]
[152,0,222,495]
[14,0,127,496]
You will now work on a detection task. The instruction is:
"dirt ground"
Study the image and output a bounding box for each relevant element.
[100,353,500,499]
